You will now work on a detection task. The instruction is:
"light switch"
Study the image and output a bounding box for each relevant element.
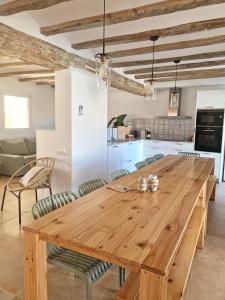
[78,105,83,116]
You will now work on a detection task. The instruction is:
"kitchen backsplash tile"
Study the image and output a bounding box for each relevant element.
[125,117,195,141]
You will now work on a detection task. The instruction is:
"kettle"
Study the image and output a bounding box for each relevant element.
[145,129,151,139]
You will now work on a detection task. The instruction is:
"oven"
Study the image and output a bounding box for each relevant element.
[195,126,223,153]
[196,110,224,127]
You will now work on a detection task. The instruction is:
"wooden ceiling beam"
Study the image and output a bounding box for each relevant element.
[0,0,72,16]
[110,34,225,58]
[72,17,225,49]
[0,22,145,96]
[153,73,225,82]
[0,70,54,77]
[0,62,34,68]
[112,51,225,68]
[125,59,225,74]
[18,76,55,82]
[136,68,225,79]
[41,0,225,36]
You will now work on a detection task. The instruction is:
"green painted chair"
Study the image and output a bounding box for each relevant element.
[154,154,165,160]
[145,157,156,165]
[79,178,108,197]
[135,161,147,170]
[111,169,130,181]
[178,152,200,157]
[32,191,112,300]
[78,178,126,286]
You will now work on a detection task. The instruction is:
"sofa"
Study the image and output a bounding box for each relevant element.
[0,138,36,176]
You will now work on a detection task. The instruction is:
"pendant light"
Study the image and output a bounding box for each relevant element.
[95,0,112,89]
[170,59,181,108]
[145,36,158,101]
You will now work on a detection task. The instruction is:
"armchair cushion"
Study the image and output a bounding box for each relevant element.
[1,139,29,156]
[20,165,50,187]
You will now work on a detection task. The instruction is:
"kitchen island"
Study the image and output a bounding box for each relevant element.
[23,155,216,300]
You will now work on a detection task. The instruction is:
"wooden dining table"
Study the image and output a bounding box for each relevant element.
[23,155,216,300]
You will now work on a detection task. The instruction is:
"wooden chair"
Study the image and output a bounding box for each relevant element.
[111,169,130,181]
[1,157,55,225]
[135,161,147,170]
[32,191,112,300]
[178,152,200,157]
[78,178,108,196]
[153,154,165,160]
[145,157,156,165]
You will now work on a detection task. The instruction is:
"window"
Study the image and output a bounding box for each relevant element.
[3,95,30,129]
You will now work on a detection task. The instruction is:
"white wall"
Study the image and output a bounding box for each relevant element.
[37,67,108,194]
[108,88,170,120]
[0,77,55,140]
[71,69,108,191]
[108,87,198,120]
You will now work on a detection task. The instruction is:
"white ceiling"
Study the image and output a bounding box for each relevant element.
[0,0,225,88]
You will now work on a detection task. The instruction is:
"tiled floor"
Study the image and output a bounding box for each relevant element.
[1,175,225,300]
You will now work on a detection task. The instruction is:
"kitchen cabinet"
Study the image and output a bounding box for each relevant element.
[107,144,121,180]
[143,140,166,159]
[195,151,221,181]
[107,140,143,180]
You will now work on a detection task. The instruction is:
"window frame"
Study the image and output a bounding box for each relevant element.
[1,92,32,131]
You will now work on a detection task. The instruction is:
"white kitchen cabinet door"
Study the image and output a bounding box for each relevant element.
[120,141,143,172]
[144,141,164,159]
[107,144,121,180]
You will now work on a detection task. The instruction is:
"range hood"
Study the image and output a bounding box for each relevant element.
[157,88,191,119]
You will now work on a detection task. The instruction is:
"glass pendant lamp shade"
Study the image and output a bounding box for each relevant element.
[145,36,158,101]
[95,0,111,89]
[170,90,179,108]
[95,53,112,89]
[145,80,157,101]
[169,59,181,108]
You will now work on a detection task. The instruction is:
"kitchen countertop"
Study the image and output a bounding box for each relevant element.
[108,138,194,145]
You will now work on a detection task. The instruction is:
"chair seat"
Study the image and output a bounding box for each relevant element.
[48,244,112,284]
[7,180,24,192]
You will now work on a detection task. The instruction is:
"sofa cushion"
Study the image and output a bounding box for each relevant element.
[20,165,50,187]
[25,138,36,155]
[1,139,29,156]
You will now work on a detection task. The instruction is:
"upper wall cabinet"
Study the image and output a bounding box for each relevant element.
[197,90,225,109]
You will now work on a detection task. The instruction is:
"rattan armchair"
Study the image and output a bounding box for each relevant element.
[1,157,55,225]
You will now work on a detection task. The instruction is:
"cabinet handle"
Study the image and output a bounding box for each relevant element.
[113,145,119,148]
[176,143,183,145]
[127,160,132,162]
[128,143,132,145]
[176,149,183,152]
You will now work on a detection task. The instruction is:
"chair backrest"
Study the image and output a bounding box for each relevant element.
[32,191,77,219]
[135,161,147,170]
[145,157,156,165]
[111,169,130,181]
[78,178,108,197]
[178,152,200,157]
[154,154,165,160]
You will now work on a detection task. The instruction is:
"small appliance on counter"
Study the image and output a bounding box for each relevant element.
[145,129,152,139]
[195,109,224,153]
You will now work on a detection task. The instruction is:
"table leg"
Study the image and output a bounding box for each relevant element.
[140,269,167,300]
[197,183,207,249]
[23,231,47,300]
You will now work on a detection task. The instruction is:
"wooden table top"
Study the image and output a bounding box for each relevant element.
[23,155,214,272]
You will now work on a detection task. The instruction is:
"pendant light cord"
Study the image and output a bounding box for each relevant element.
[151,40,155,81]
[175,63,178,91]
[103,0,106,54]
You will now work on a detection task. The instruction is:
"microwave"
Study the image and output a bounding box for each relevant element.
[196,110,224,127]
